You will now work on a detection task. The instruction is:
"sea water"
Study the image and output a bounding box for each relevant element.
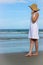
[0,29,43,53]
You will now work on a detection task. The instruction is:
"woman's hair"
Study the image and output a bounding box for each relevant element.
[34,11,37,12]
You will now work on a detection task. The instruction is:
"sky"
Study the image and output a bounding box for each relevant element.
[0,0,43,29]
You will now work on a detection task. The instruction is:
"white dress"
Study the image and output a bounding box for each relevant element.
[28,12,39,39]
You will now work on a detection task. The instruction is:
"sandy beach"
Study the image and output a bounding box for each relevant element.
[0,51,43,65]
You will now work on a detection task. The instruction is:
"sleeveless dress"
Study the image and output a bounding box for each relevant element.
[28,12,39,39]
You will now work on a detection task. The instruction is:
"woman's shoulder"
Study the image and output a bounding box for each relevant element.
[35,12,39,16]
[32,12,39,18]
[31,12,39,15]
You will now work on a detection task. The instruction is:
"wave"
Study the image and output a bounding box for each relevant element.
[0,29,43,33]
[0,37,27,40]
[0,37,43,40]
[0,32,28,34]
[0,31,43,34]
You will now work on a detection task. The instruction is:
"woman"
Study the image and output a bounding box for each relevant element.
[25,4,40,57]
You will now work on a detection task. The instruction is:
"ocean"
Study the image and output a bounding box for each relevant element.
[0,29,43,53]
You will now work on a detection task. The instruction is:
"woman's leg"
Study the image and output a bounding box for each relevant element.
[25,39,34,56]
[35,39,38,53]
[33,39,38,55]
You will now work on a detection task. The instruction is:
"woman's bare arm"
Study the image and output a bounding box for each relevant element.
[32,12,39,23]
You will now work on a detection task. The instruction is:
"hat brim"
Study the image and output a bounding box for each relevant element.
[28,6,40,11]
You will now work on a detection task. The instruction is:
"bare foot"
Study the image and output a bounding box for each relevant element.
[32,52,38,56]
[25,53,32,57]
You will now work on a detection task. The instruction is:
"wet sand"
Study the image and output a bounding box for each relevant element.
[0,51,43,65]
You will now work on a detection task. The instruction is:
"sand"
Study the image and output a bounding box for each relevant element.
[0,51,43,65]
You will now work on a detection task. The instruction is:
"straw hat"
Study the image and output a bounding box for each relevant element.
[29,4,40,11]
